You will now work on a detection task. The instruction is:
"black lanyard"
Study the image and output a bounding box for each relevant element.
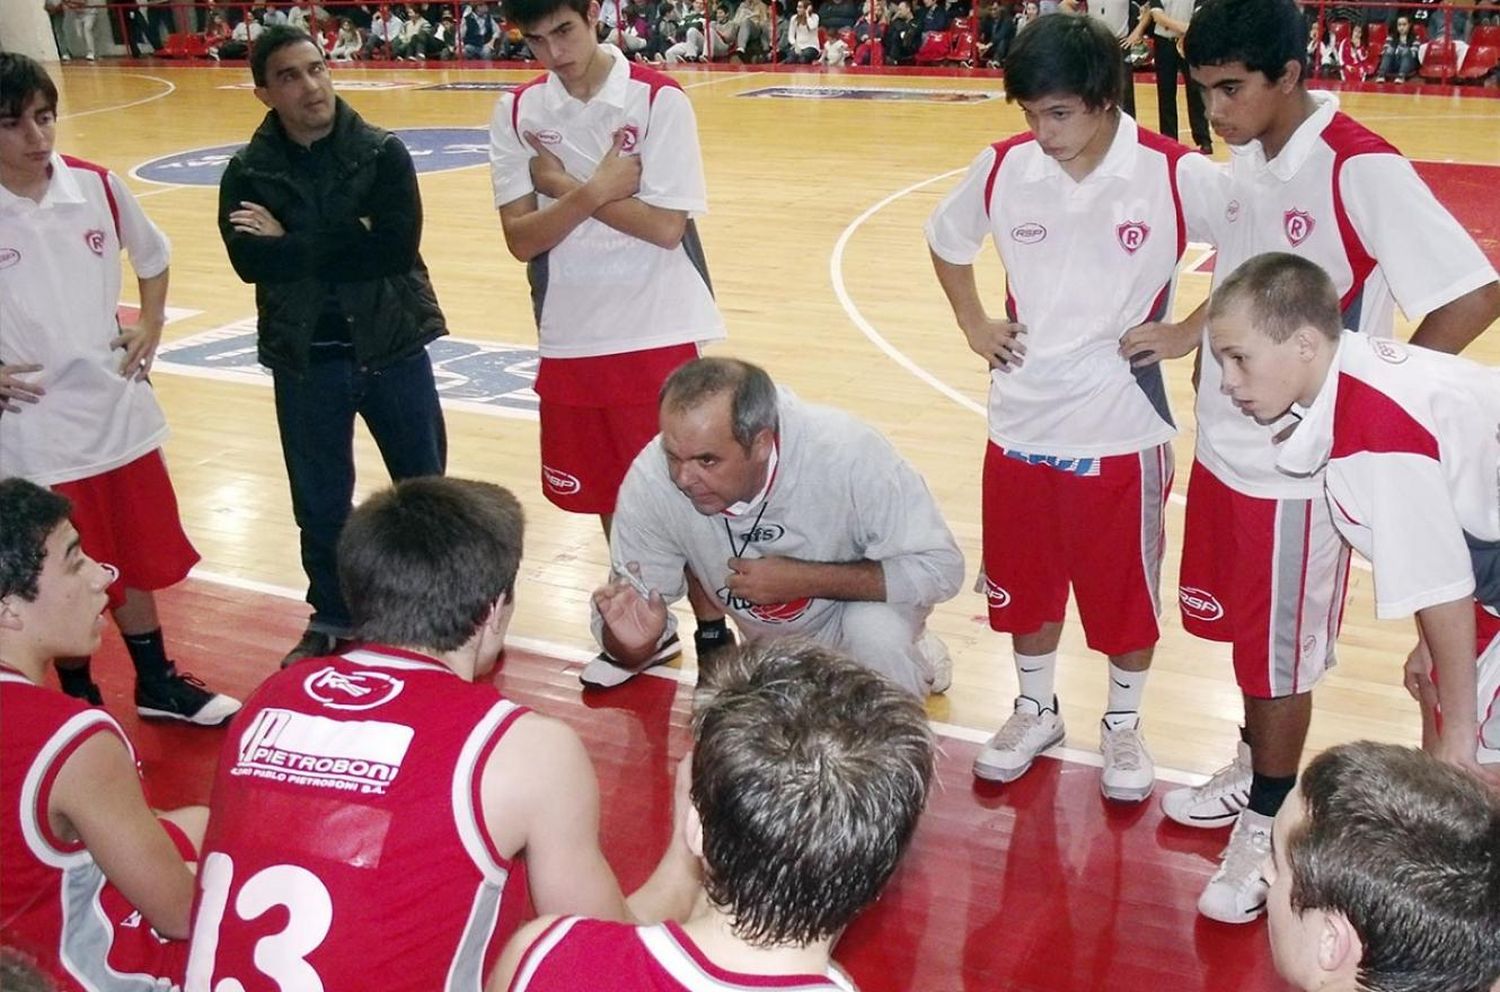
[723,501,769,559]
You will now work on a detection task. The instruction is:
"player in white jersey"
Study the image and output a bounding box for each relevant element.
[1118,0,1500,924]
[489,0,731,679]
[488,639,934,992]
[0,53,239,728]
[927,13,1222,802]
[1209,253,1500,783]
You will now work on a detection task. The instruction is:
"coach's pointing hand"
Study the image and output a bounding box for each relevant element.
[593,561,669,660]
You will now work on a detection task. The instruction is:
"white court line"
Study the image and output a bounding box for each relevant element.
[681,72,755,90]
[829,170,1380,575]
[189,565,1205,785]
[60,73,177,120]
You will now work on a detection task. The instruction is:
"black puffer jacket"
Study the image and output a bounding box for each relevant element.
[218,98,446,373]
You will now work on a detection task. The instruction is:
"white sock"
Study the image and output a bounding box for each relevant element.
[1104,661,1149,729]
[1014,650,1057,714]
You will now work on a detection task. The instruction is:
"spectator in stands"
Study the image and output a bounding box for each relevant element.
[729,0,771,57]
[329,15,363,57]
[462,0,499,55]
[219,9,264,58]
[853,5,887,61]
[428,9,458,56]
[205,10,233,56]
[885,0,921,60]
[820,0,861,30]
[1375,13,1419,79]
[708,1,736,55]
[784,0,821,60]
[44,0,70,61]
[251,1,288,25]
[393,2,431,56]
[362,3,403,55]
[1308,22,1342,76]
[1340,20,1368,78]
[823,23,852,60]
[663,0,724,61]
[1015,0,1039,31]
[1430,0,1473,40]
[65,0,104,62]
[917,0,949,31]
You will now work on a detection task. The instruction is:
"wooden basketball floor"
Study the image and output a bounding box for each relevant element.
[37,60,1500,990]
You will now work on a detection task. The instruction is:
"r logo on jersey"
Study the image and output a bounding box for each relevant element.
[83,229,106,256]
[1116,221,1150,255]
[0,248,19,270]
[303,668,406,711]
[744,597,812,624]
[617,124,640,153]
[542,466,581,496]
[1367,337,1410,364]
[1179,586,1224,622]
[1283,209,1315,247]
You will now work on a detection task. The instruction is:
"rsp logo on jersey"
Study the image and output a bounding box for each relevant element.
[984,577,1011,609]
[1179,586,1224,622]
[542,466,581,495]
[1011,223,1047,245]
[234,708,413,795]
[1116,221,1149,255]
[0,248,19,270]
[303,667,406,711]
[132,128,490,187]
[1284,209,1315,247]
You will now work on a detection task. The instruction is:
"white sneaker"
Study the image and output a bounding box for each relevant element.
[1162,739,1252,828]
[1198,810,1273,924]
[1099,716,1154,803]
[973,697,1064,783]
[917,629,952,695]
[578,634,682,689]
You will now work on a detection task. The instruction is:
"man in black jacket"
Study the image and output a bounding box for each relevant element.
[218,25,448,668]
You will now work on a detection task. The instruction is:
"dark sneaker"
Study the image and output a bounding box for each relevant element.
[579,634,682,689]
[280,628,341,670]
[136,667,242,726]
[60,678,104,707]
[693,623,737,662]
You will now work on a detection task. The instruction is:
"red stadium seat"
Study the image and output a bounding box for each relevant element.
[1366,20,1387,50]
[1328,19,1352,43]
[158,32,208,58]
[1418,37,1459,80]
[1470,23,1500,46]
[915,29,949,63]
[1458,43,1500,80]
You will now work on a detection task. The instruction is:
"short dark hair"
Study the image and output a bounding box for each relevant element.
[0,479,72,604]
[0,53,59,120]
[660,358,779,451]
[250,25,323,87]
[506,0,591,31]
[1003,12,1122,111]
[1289,743,1500,992]
[1210,252,1342,343]
[337,477,525,653]
[691,640,935,947]
[1184,0,1306,84]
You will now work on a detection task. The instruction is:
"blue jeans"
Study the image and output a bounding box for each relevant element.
[273,345,447,634]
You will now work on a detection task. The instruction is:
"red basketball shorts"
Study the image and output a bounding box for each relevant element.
[1178,460,1350,699]
[51,450,200,610]
[535,344,698,515]
[981,442,1173,656]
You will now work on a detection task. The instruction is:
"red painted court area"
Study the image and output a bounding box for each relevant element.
[87,578,1289,992]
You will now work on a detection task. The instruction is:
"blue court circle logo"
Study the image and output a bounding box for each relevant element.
[131,127,489,186]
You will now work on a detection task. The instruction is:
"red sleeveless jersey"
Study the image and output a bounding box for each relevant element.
[509,917,858,992]
[0,664,189,991]
[185,646,530,992]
